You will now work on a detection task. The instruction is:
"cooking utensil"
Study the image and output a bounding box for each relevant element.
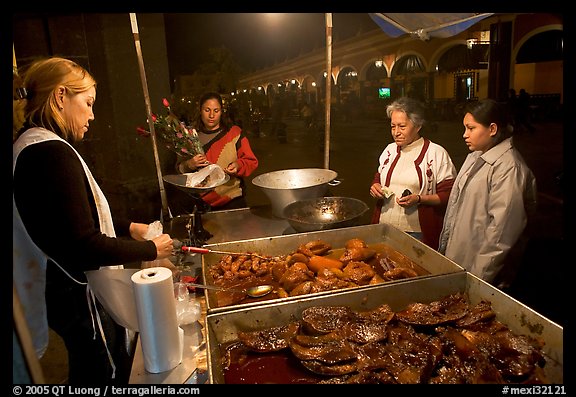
[252,168,340,217]
[282,196,369,233]
[163,173,230,194]
[184,282,274,298]
[181,246,270,260]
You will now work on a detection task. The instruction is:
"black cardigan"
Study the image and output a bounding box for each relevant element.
[13,140,157,283]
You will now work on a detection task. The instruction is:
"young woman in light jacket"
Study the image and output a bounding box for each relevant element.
[438,99,537,288]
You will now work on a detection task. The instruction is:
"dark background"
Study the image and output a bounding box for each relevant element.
[164,13,378,75]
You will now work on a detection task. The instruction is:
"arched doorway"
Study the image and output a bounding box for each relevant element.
[337,66,360,121]
[391,54,427,101]
[513,29,563,121]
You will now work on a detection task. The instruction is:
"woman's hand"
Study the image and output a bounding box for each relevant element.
[370,183,384,198]
[224,161,239,175]
[396,193,420,208]
[186,154,210,170]
[152,233,174,259]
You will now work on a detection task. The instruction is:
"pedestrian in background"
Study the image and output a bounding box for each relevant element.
[439,99,537,288]
[370,97,456,250]
[271,96,288,144]
[516,88,536,133]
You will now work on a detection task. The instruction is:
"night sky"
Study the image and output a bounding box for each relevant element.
[163,13,379,76]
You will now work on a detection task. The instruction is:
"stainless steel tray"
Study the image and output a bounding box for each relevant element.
[201,223,465,313]
[205,271,563,384]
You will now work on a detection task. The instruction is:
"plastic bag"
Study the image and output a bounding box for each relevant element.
[173,283,202,325]
[141,220,175,271]
[184,164,226,188]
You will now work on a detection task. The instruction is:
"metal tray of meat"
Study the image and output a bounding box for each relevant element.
[200,223,465,314]
[205,271,563,384]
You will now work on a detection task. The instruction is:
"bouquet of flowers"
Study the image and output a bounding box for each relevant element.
[137,98,204,157]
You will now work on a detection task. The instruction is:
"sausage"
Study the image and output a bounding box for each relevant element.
[307,255,344,273]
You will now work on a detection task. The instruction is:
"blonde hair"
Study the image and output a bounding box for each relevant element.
[13,57,96,142]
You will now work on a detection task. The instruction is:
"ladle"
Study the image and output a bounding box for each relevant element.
[184,282,274,298]
[181,246,270,260]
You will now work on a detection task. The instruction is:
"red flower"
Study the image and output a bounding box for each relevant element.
[136,126,150,137]
[181,275,198,292]
[136,99,204,157]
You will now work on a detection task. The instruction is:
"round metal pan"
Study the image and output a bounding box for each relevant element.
[163,173,230,194]
[252,168,339,217]
[282,196,369,233]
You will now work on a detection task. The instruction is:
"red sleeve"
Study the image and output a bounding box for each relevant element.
[436,178,454,206]
[236,135,259,177]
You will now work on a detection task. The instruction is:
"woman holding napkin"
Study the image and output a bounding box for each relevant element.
[13,57,174,384]
[369,97,456,250]
[176,91,259,210]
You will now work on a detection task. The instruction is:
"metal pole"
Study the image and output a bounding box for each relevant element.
[129,13,170,221]
[323,13,332,170]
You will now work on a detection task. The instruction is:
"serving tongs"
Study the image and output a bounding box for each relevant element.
[181,246,271,260]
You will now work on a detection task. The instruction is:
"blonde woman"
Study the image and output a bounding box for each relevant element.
[13,57,173,383]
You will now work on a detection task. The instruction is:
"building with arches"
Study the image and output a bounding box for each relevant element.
[234,13,563,121]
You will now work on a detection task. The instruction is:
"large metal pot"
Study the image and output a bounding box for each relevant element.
[282,196,369,233]
[252,168,339,217]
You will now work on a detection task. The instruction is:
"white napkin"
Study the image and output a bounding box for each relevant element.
[381,185,394,198]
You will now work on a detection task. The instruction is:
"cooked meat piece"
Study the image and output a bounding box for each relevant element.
[317,369,396,384]
[343,261,376,285]
[396,293,469,326]
[438,327,505,383]
[341,305,395,344]
[382,267,418,280]
[292,332,342,347]
[270,261,288,282]
[289,334,357,364]
[304,240,332,255]
[298,240,332,257]
[345,238,368,249]
[342,321,388,344]
[455,300,496,327]
[300,359,359,376]
[311,269,354,292]
[487,331,546,380]
[279,262,314,291]
[378,323,443,383]
[237,321,301,352]
[287,252,310,265]
[373,254,398,273]
[339,247,377,263]
[301,306,356,335]
[289,280,314,296]
[359,304,396,323]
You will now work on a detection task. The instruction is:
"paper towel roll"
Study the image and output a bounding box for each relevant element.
[131,267,183,373]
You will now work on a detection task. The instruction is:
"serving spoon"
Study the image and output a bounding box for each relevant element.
[184,282,274,298]
[181,246,270,260]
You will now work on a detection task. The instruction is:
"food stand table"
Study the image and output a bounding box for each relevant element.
[129,205,299,384]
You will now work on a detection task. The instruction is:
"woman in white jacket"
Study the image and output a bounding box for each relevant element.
[438,99,537,288]
[370,97,456,250]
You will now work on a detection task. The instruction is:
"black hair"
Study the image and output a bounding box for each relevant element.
[193,91,231,132]
[465,99,514,143]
